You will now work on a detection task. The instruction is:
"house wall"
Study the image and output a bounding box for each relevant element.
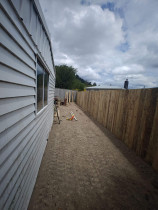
[0,0,55,209]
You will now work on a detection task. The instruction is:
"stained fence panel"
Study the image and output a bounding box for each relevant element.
[76,88,158,172]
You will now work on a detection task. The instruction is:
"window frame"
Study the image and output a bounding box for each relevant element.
[36,57,49,115]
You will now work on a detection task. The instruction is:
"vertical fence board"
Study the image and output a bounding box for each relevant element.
[146,97,158,166]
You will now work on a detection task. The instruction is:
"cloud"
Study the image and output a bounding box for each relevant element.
[39,0,158,88]
[112,64,144,75]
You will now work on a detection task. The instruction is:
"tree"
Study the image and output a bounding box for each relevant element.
[72,79,85,91]
[55,65,76,89]
[55,65,93,91]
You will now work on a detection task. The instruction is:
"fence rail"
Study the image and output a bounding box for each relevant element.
[76,88,158,172]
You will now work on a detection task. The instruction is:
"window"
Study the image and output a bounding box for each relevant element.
[37,60,49,112]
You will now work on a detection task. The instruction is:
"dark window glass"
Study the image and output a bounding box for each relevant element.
[37,62,44,112]
[37,60,49,112]
[44,71,49,106]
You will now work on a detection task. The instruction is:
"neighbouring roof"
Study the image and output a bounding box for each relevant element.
[86,85,123,90]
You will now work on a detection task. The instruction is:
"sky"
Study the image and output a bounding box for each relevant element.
[39,0,158,89]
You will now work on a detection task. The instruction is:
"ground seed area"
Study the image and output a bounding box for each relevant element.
[28,103,158,210]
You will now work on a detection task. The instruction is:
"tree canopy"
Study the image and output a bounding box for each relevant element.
[55,65,76,89]
[55,65,95,91]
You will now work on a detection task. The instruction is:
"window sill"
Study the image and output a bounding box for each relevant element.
[36,104,48,116]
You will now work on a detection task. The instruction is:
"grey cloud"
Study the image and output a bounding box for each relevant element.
[39,0,158,88]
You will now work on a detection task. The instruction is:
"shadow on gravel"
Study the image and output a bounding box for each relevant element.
[79,106,158,188]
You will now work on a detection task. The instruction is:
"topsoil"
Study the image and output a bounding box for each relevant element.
[28,103,158,210]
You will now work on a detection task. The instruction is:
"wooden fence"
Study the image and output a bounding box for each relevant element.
[55,88,77,102]
[76,88,158,172]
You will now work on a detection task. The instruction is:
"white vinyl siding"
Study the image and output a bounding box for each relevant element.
[0,0,55,209]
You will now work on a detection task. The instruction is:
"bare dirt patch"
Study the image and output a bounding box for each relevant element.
[28,103,158,210]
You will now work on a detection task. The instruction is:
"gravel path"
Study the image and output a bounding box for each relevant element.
[28,103,158,210]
